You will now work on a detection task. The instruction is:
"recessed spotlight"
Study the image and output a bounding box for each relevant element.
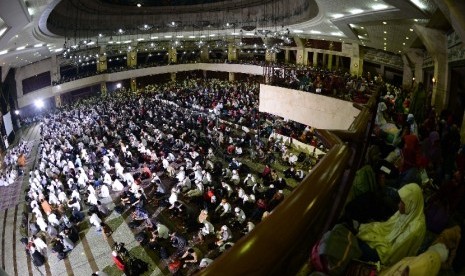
[414,19,419,22]
[361,26,365,29]
[406,36,409,39]
[403,42,406,45]
[383,21,387,25]
[384,31,387,34]
[136,3,141,7]
[410,28,414,32]
[332,14,344,19]
[372,4,388,10]
[350,9,364,14]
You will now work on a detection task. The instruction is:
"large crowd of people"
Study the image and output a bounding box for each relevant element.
[21,78,324,275]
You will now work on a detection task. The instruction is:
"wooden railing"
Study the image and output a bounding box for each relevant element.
[198,87,379,276]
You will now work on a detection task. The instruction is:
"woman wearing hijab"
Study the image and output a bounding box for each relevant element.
[357,183,426,265]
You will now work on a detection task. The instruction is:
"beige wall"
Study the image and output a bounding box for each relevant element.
[259,84,360,130]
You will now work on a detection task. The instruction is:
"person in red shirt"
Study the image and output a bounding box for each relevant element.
[112,251,126,271]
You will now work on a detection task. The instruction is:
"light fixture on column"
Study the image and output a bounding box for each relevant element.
[432,77,436,85]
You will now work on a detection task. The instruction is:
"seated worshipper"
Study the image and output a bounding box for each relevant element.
[97,201,111,217]
[111,176,124,192]
[89,212,102,231]
[99,184,111,199]
[216,225,233,246]
[230,170,240,185]
[357,183,426,265]
[170,232,188,256]
[129,208,149,228]
[186,180,204,198]
[181,247,203,266]
[232,207,247,227]
[199,258,214,269]
[380,225,461,276]
[154,222,170,239]
[87,191,99,206]
[40,198,52,215]
[60,235,75,253]
[198,219,215,243]
[243,174,257,187]
[215,198,232,219]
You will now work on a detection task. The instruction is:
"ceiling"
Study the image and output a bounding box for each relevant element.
[100,0,228,7]
[0,0,446,69]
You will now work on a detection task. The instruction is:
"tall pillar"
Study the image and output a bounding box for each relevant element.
[265,50,276,63]
[335,55,340,69]
[127,50,137,68]
[54,95,62,108]
[171,72,176,82]
[200,45,209,63]
[229,72,235,81]
[406,49,424,83]
[402,54,414,89]
[322,54,327,68]
[130,78,137,92]
[294,37,307,65]
[313,52,318,67]
[168,48,177,64]
[51,55,60,84]
[327,54,333,70]
[100,82,107,96]
[97,47,108,73]
[228,44,238,62]
[285,49,290,64]
[350,43,363,76]
[414,24,448,110]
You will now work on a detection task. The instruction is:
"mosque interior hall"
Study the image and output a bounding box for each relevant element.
[0,0,465,275]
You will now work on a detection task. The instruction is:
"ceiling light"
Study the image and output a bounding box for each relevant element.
[34,99,44,109]
[34,43,43,48]
[331,32,343,36]
[383,21,387,25]
[0,50,7,55]
[151,36,158,39]
[310,30,321,34]
[245,32,254,36]
[137,3,141,7]
[384,31,387,34]
[54,48,63,52]
[406,36,409,39]
[384,37,387,40]
[189,35,196,39]
[137,38,144,41]
[231,32,240,35]
[99,33,103,37]
[414,19,419,22]
[176,35,184,38]
[410,28,414,32]
[87,41,95,45]
[361,27,365,29]
[372,4,388,10]
[0,27,7,37]
[332,14,344,19]
[164,35,172,38]
[403,42,406,45]
[209,34,216,37]
[293,30,304,33]
[384,42,387,45]
[16,46,26,50]
[350,9,364,14]
[410,0,426,10]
